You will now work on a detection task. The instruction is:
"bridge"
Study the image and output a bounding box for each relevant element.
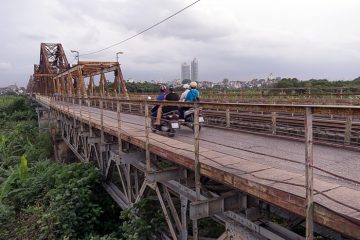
[28,43,360,240]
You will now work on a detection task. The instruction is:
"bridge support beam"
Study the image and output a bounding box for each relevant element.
[190,191,243,220]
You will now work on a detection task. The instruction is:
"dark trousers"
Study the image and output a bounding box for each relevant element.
[179,107,190,119]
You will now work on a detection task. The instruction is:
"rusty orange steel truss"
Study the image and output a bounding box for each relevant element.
[30,43,129,98]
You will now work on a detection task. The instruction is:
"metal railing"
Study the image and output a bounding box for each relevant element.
[41,94,360,149]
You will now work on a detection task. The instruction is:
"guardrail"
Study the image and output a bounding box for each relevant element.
[42,95,360,149]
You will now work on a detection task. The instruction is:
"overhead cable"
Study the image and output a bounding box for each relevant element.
[80,0,201,57]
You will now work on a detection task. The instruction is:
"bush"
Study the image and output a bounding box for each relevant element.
[1,161,120,240]
[120,199,166,240]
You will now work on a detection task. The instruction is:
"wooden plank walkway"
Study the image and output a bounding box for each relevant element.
[37,96,360,238]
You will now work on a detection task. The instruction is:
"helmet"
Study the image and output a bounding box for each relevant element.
[183,84,189,89]
[160,85,167,92]
[190,82,197,88]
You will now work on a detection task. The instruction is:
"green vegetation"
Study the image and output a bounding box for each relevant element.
[125,81,160,93]
[120,199,166,240]
[0,96,166,239]
[272,77,360,89]
[198,77,360,101]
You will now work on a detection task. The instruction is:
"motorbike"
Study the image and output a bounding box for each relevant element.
[151,110,180,137]
[180,108,205,132]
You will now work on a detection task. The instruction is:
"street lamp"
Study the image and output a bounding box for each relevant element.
[116,52,124,95]
[70,50,79,64]
[116,51,124,62]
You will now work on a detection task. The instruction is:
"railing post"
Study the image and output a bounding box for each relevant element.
[117,100,123,154]
[67,97,70,114]
[87,98,93,137]
[340,88,343,99]
[193,104,200,240]
[271,112,277,135]
[145,101,151,173]
[305,107,314,240]
[345,115,352,145]
[72,97,76,128]
[226,108,230,128]
[79,96,82,120]
[100,99,104,173]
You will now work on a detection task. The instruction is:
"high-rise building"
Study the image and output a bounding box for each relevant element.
[191,58,198,82]
[181,62,190,82]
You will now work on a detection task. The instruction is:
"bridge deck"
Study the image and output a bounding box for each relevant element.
[38,96,360,237]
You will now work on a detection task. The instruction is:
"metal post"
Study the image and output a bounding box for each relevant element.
[340,88,343,99]
[192,220,199,240]
[305,107,314,240]
[87,98,93,137]
[145,101,151,173]
[345,115,352,145]
[117,100,123,154]
[226,109,230,128]
[79,96,82,120]
[100,99,104,173]
[72,98,76,128]
[194,105,200,200]
[193,104,200,240]
[271,112,277,135]
[180,196,188,240]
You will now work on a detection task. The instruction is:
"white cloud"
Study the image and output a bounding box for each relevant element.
[1,0,360,86]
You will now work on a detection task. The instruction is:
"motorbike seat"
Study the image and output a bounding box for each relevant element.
[184,108,194,116]
[162,110,179,116]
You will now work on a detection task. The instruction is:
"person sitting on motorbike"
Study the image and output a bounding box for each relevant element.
[151,85,167,117]
[179,81,200,120]
[163,86,180,113]
[179,84,190,102]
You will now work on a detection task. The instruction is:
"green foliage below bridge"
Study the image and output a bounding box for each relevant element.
[0,96,166,240]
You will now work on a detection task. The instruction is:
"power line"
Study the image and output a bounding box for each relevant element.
[80,0,201,57]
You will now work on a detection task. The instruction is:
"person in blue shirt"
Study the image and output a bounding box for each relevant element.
[185,83,200,102]
[151,85,167,117]
[179,82,200,119]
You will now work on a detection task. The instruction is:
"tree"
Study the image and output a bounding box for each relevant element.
[182,79,191,84]
[222,78,229,85]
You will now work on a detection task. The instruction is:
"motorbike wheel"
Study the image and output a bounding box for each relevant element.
[151,124,158,133]
[168,129,175,137]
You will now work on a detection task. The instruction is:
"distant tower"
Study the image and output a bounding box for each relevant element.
[181,62,190,82]
[191,58,198,82]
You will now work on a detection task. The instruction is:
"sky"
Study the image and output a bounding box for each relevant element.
[1,0,360,87]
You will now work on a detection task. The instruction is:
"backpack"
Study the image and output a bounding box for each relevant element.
[185,90,199,102]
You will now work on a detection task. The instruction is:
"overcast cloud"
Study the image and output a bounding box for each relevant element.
[1,0,360,87]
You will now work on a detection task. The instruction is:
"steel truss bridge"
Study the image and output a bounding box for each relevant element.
[28,43,360,240]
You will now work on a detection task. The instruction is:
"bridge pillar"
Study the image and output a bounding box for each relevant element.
[116,65,129,99]
[88,75,95,96]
